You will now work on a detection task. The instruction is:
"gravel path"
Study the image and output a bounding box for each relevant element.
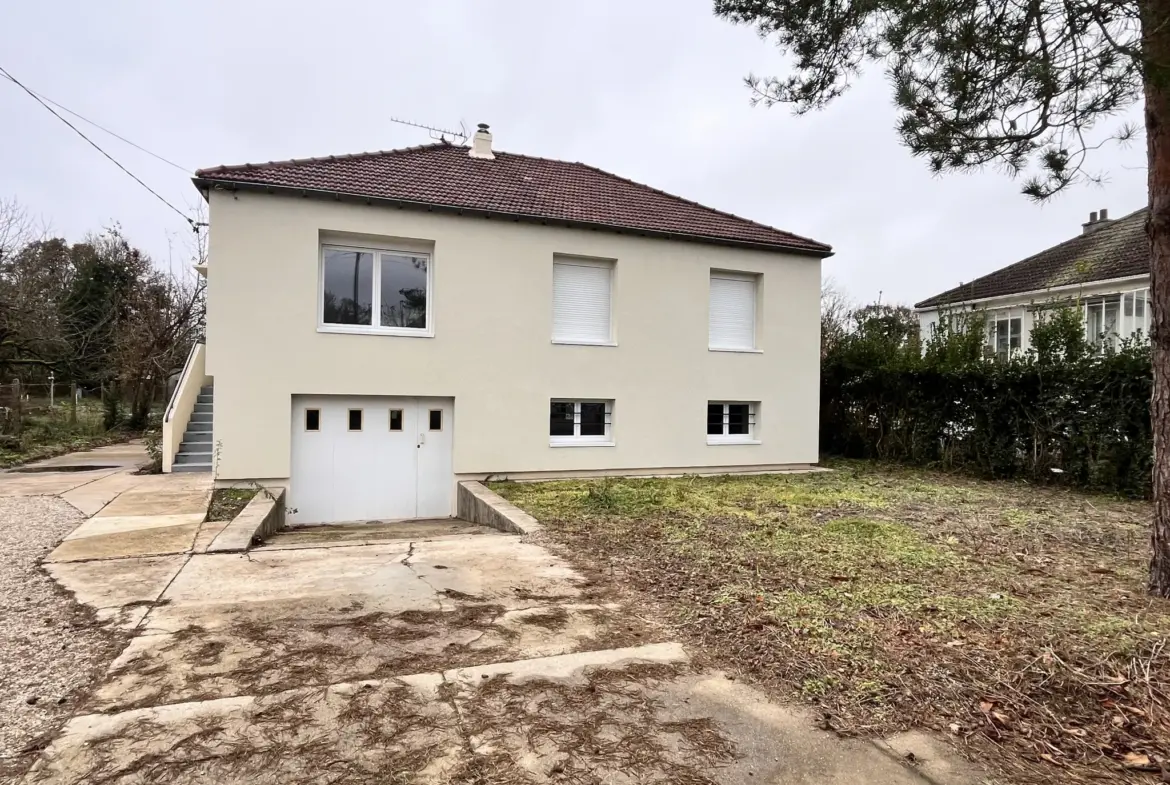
[0,496,125,781]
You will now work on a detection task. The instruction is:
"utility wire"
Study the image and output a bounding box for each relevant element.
[0,75,191,174]
[0,64,198,230]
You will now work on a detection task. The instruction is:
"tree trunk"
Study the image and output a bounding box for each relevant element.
[1145,0,1170,596]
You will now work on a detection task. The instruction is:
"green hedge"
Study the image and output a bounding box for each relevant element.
[820,306,1153,497]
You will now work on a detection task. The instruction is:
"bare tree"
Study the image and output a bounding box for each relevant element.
[821,276,852,358]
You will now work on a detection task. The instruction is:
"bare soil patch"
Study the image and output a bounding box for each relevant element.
[493,462,1168,784]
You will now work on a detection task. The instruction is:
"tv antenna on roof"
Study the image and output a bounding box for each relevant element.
[389,116,469,145]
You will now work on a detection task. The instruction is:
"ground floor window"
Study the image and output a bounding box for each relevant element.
[1086,290,1149,349]
[550,400,613,446]
[988,315,1022,360]
[707,402,757,444]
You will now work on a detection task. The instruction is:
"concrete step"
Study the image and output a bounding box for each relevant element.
[175,452,211,465]
[187,420,213,433]
[183,430,213,443]
[196,393,213,404]
[193,402,213,414]
[178,443,213,456]
[190,411,213,423]
[200,385,214,395]
[174,462,211,473]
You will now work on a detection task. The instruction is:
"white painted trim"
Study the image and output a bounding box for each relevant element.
[318,242,435,337]
[707,401,757,443]
[550,441,616,448]
[915,273,1149,312]
[550,340,618,347]
[708,347,763,354]
[549,399,614,446]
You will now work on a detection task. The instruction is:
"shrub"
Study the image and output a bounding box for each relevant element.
[821,305,1152,497]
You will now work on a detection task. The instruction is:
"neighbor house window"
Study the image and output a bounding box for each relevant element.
[549,400,613,446]
[989,316,1022,360]
[1084,296,1122,350]
[321,245,431,335]
[707,402,757,444]
[552,257,613,344]
[709,271,758,351]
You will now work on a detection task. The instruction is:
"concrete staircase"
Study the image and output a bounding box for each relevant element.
[173,384,213,473]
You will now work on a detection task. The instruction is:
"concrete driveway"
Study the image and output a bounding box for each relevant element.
[13,456,975,784]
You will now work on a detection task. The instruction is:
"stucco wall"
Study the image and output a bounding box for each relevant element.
[204,189,822,481]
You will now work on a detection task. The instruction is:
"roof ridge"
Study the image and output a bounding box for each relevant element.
[914,206,1148,309]
[194,142,453,177]
[569,160,829,249]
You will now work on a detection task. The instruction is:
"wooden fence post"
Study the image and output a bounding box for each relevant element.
[12,379,22,437]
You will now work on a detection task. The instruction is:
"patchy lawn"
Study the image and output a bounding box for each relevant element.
[206,488,257,522]
[492,463,1169,784]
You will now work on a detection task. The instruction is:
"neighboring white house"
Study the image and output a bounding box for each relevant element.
[162,125,832,525]
[915,207,1149,358]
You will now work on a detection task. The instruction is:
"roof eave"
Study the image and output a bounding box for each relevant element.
[190,177,834,258]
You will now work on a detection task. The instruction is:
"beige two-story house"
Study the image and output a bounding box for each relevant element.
[163,126,832,525]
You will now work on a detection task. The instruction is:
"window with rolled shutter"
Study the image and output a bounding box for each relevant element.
[552,259,613,344]
[709,272,757,350]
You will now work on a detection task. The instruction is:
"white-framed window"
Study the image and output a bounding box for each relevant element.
[989,315,1022,360]
[549,399,613,446]
[319,244,432,336]
[709,271,758,351]
[552,257,613,345]
[1122,289,1150,338]
[707,401,758,444]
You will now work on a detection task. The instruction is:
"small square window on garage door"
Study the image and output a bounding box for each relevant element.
[348,409,363,431]
[305,409,321,431]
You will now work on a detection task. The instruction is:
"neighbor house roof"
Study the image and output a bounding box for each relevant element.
[914,207,1148,309]
[193,143,831,256]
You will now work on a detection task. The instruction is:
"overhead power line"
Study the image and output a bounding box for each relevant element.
[5,79,191,174]
[0,64,199,231]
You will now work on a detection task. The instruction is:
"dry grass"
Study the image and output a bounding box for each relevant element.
[206,488,257,522]
[493,462,1170,784]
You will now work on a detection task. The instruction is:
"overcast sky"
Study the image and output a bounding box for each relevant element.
[0,0,1148,307]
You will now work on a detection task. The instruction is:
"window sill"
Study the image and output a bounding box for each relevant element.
[550,440,616,448]
[707,438,761,446]
[709,347,762,354]
[551,339,617,347]
[318,324,434,338]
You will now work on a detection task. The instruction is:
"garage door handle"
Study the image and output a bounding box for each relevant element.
[417,433,425,447]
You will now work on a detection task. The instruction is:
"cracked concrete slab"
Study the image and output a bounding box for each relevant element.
[46,555,185,622]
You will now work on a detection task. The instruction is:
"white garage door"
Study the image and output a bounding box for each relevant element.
[289,396,453,525]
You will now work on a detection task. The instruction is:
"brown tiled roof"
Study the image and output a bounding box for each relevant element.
[915,207,1149,309]
[193,143,831,256]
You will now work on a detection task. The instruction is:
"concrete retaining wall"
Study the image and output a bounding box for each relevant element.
[207,487,285,552]
[457,481,542,535]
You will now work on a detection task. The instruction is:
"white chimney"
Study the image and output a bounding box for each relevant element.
[469,123,494,160]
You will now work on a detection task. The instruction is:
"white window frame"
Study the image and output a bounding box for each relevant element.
[1119,288,1151,341]
[551,257,615,346]
[318,243,434,338]
[1084,295,1123,350]
[707,401,759,445]
[708,270,760,353]
[988,314,1022,359]
[549,399,614,447]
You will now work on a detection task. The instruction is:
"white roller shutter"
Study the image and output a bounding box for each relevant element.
[709,273,757,350]
[553,260,612,343]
